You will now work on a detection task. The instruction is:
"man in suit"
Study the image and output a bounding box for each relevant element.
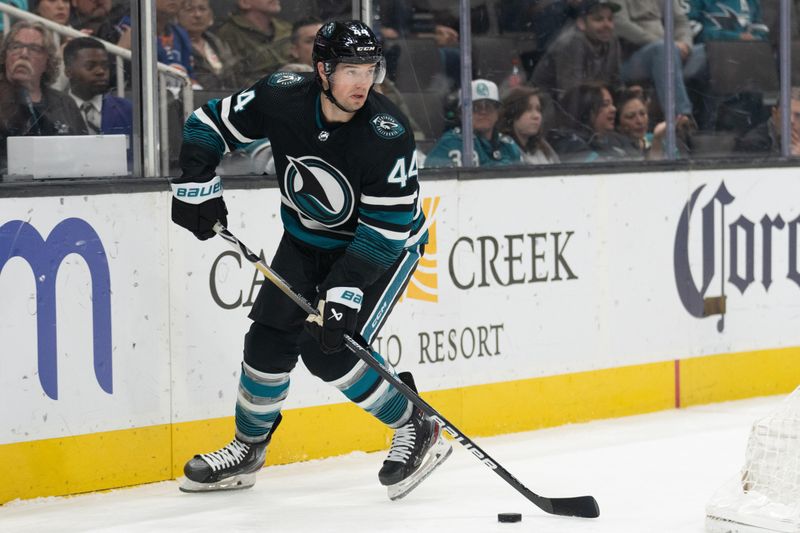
[63,37,132,163]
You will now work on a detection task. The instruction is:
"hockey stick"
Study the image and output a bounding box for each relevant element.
[212,222,600,519]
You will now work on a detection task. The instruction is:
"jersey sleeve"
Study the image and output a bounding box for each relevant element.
[320,134,423,292]
[179,81,274,178]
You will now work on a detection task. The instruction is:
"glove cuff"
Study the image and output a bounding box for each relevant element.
[325,287,363,311]
[171,175,223,205]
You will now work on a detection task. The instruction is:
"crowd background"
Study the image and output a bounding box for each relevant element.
[0,0,799,178]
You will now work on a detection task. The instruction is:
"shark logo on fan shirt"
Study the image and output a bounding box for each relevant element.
[283,155,354,227]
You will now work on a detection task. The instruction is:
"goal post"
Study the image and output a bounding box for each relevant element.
[707,387,800,533]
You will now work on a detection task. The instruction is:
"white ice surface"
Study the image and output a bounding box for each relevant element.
[0,395,784,533]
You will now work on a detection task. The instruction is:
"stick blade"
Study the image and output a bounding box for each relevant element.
[546,495,600,518]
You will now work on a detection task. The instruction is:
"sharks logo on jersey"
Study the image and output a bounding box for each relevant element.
[268,71,306,88]
[283,156,354,227]
[370,113,405,139]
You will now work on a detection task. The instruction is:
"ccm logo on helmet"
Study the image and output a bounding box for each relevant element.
[356,46,375,51]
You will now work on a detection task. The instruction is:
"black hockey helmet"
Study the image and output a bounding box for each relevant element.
[312,20,386,84]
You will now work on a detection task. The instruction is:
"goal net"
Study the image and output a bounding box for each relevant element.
[707,388,800,533]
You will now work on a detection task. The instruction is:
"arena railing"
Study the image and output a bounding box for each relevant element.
[0,2,193,175]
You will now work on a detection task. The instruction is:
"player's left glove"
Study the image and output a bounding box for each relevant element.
[304,287,363,354]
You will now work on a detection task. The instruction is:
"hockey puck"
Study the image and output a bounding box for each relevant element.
[497,513,522,523]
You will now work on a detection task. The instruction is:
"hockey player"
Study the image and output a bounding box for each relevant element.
[170,20,452,500]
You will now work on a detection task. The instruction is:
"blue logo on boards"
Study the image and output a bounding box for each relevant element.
[0,218,112,400]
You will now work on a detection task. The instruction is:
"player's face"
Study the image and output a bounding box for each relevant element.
[328,63,376,112]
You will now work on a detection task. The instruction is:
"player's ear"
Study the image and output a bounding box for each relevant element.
[316,61,329,88]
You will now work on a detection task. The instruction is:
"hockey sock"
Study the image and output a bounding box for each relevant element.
[235,362,289,442]
[328,350,413,429]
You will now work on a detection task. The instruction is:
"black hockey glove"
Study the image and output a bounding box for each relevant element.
[171,174,227,240]
[304,287,363,354]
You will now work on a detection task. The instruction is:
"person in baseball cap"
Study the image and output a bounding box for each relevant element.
[425,79,523,167]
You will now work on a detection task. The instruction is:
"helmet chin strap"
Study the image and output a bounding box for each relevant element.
[322,83,355,115]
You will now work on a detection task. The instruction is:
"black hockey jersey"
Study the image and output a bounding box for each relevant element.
[180,71,426,291]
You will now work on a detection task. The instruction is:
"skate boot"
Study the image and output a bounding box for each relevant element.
[180,414,282,493]
[378,373,452,500]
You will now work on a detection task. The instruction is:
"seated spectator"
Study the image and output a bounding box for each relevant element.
[63,37,131,136]
[615,87,681,159]
[614,0,706,119]
[69,0,123,43]
[500,86,560,164]
[288,17,322,68]
[432,11,460,91]
[425,79,523,168]
[33,0,74,91]
[0,21,87,169]
[178,0,239,90]
[34,0,71,26]
[118,0,193,91]
[217,0,291,87]
[688,0,768,42]
[547,81,639,161]
[735,87,800,156]
[531,0,622,100]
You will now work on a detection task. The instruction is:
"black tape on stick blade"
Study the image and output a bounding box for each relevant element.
[498,513,522,523]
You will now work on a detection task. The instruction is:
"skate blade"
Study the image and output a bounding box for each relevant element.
[387,436,453,501]
[179,473,257,493]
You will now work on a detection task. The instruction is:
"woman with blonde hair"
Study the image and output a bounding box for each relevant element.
[500,86,559,164]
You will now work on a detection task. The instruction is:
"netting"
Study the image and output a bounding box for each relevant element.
[707,388,800,533]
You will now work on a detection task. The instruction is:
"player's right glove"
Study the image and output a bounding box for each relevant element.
[171,174,227,240]
[304,287,363,354]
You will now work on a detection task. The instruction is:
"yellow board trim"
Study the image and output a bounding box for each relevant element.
[2,347,799,504]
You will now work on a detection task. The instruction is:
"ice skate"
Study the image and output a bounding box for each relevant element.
[180,415,281,493]
[378,374,452,500]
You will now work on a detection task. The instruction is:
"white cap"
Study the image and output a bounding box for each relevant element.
[470,79,500,103]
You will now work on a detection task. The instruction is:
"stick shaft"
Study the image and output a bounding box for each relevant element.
[212,223,599,518]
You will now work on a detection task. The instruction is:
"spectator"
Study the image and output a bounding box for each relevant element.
[433,11,460,91]
[688,0,768,42]
[288,17,322,67]
[735,87,800,156]
[500,86,560,164]
[63,37,131,136]
[425,79,523,167]
[34,0,71,26]
[531,0,622,99]
[614,0,706,119]
[118,0,193,89]
[33,0,74,91]
[217,0,292,87]
[614,87,689,159]
[547,81,639,161]
[69,0,123,43]
[178,0,239,90]
[0,21,86,168]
